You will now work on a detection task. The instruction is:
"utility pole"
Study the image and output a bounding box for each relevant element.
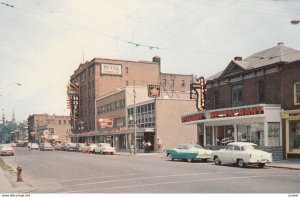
[133,81,137,155]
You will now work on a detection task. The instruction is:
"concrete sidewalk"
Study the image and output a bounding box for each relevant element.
[268,159,300,170]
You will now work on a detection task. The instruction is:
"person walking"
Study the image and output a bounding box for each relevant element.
[146,141,151,153]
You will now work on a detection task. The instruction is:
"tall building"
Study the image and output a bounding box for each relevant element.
[68,56,194,136]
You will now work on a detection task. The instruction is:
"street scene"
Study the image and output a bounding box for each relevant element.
[1,147,300,193]
[1,0,300,196]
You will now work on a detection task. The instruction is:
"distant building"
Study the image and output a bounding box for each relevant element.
[182,43,300,160]
[27,114,71,143]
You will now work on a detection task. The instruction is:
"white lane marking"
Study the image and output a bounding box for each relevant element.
[64,174,298,193]
[60,173,137,182]
[65,171,262,187]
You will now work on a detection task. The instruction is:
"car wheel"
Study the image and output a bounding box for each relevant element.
[187,158,193,162]
[214,156,221,165]
[258,163,265,168]
[167,153,174,161]
[238,159,245,168]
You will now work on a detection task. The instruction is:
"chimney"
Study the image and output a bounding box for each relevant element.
[153,56,161,66]
[277,42,284,46]
[234,56,242,61]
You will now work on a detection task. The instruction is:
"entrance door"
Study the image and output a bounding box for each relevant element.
[198,134,204,147]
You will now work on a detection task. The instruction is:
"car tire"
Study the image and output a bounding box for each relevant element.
[187,158,193,162]
[214,156,221,165]
[238,159,245,168]
[167,153,174,161]
[258,163,265,168]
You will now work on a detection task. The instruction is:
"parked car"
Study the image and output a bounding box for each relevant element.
[75,143,86,152]
[94,143,116,155]
[61,143,68,151]
[54,143,62,151]
[40,143,54,151]
[165,144,213,162]
[212,142,272,168]
[66,143,77,151]
[82,143,97,153]
[0,144,14,156]
[29,143,39,151]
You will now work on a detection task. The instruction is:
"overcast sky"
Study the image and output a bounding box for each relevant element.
[0,0,300,122]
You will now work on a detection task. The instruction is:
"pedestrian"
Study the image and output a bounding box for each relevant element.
[143,140,147,153]
[146,141,151,153]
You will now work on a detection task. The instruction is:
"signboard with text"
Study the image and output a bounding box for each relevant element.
[100,63,122,76]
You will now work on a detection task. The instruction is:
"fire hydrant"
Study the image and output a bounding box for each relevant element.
[16,166,23,182]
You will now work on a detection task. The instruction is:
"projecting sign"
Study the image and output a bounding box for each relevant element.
[101,63,122,76]
[148,84,160,98]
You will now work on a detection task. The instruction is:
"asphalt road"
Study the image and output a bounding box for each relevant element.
[2,147,300,193]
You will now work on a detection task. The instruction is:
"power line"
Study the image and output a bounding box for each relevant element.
[0,1,161,51]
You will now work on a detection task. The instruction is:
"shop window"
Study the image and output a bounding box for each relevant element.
[237,124,264,146]
[268,122,280,146]
[295,82,300,105]
[231,84,243,107]
[205,126,213,146]
[257,81,265,103]
[289,120,300,153]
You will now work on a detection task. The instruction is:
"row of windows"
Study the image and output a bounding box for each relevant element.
[97,99,125,115]
[212,81,266,108]
[128,103,156,128]
[161,79,186,88]
[128,103,155,116]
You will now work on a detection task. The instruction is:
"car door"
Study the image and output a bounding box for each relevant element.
[231,145,241,163]
[220,144,234,163]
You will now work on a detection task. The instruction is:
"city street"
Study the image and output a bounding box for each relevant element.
[1,147,300,193]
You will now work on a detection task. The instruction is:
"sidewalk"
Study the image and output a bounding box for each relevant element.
[268,159,300,170]
[0,158,36,193]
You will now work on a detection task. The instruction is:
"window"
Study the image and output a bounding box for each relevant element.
[257,81,265,103]
[231,84,243,107]
[213,91,220,109]
[295,82,300,105]
[171,79,174,87]
[181,80,185,88]
[126,81,129,86]
[162,79,166,87]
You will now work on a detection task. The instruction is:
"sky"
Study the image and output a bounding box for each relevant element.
[0,0,300,122]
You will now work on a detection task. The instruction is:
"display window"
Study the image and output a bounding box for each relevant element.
[289,120,300,153]
[237,124,264,146]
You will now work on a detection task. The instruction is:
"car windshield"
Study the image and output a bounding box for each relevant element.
[241,145,259,151]
[192,144,203,149]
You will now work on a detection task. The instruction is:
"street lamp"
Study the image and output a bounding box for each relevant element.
[129,81,137,155]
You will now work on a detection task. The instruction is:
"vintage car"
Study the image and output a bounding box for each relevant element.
[212,142,272,168]
[29,143,39,151]
[40,143,54,151]
[94,143,116,155]
[0,144,14,156]
[165,144,213,162]
[66,143,77,151]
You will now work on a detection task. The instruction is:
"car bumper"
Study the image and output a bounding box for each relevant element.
[1,151,14,156]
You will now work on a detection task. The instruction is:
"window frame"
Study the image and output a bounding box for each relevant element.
[231,84,243,107]
[294,81,300,105]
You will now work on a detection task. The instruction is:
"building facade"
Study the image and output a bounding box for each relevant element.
[69,56,193,137]
[182,43,300,160]
[27,114,71,144]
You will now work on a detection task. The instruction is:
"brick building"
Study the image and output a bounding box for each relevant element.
[27,114,71,144]
[69,56,194,138]
[182,43,300,159]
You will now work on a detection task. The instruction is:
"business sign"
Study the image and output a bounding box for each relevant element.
[190,76,206,111]
[67,81,80,120]
[101,63,122,76]
[148,84,160,98]
[210,106,264,119]
[182,113,206,123]
[98,118,113,128]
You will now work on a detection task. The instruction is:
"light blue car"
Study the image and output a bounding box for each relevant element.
[166,144,213,162]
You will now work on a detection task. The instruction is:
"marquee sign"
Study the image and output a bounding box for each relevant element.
[67,81,80,120]
[182,113,206,123]
[210,106,264,119]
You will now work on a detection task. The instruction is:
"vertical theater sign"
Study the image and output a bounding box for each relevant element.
[67,82,80,120]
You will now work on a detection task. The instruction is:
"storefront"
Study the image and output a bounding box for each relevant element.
[182,104,283,160]
[281,109,300,158]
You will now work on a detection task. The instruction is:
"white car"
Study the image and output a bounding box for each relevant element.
[29,143,39,151]
[94,143,116,155]
[212,142,272,168]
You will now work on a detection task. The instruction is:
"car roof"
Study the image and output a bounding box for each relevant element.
[227,142,257,146]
